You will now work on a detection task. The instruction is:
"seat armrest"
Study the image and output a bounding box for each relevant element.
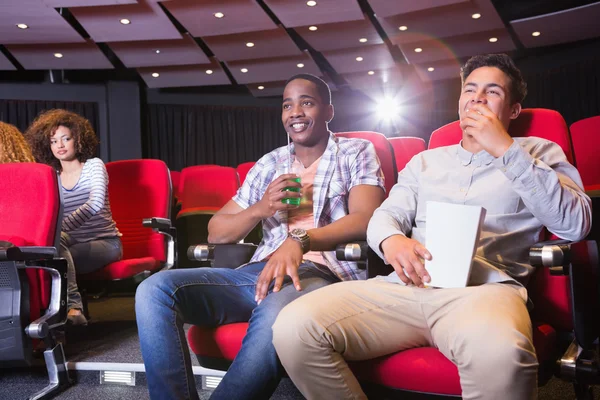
[143,217,177,270]
[0,246,57,261]
[335,241,392,278]
[335,241,370,262]
[187,243,257,269]
[18,259,68,338]
[529,239,573,274]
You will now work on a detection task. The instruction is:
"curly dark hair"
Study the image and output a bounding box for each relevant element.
[460,54,527,104]
[25,109,99,171]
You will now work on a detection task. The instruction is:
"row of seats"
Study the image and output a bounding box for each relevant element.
[186,109,600,398]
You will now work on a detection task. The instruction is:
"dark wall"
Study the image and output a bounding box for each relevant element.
[0,80,142,162]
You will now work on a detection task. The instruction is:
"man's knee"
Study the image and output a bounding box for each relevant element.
[135,272,173,314]
[272,300,324,356]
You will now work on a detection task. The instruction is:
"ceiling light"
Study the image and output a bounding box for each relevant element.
[54,53,63,58]
[214,12,224,19]
[427,67,435,72]
[356,56,363,61]
[359,38,368,43]
[297,63,304,68]
[258,86,265,90]
[120,19,131,25]
[155,49,161,54]
[398,25,408,31]
[414,48,422,53]
[151,73,160,78]
[206,69,213,74]
[368,71,375,75]
[306,1,317,6]
[471,13,481,19]
[241,68,248,73]
[532,31,541,37]
[246,42,254,47]
[17,23,29,29]
[489,37,498,43]
[309,26,318,31]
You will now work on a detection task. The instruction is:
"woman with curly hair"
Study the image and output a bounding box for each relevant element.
[25,109,122,325]
[0,121,35,163]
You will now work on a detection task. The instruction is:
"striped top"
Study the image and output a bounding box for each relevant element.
[61,157,120,242]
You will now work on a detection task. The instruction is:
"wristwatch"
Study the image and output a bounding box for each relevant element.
[289,228,311,254]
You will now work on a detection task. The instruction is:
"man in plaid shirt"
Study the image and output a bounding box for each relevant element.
[136,74,385,400]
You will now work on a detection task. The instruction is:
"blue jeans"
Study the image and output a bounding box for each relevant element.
[135,261,340,400]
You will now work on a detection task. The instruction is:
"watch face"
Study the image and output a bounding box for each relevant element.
[291,228,306,237]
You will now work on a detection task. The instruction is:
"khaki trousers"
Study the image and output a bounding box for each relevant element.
[272,280,538,400]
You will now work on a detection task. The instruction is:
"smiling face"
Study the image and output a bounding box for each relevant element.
[50,125,77,162]
[282,78,334,148]
[458,66,521,130]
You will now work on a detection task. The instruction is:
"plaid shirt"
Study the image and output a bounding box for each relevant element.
[232,133,384,281]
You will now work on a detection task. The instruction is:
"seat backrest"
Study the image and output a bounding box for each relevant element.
[237,162,256,186]
[106,159,171,262]
[170,170,182,199]
[429,108,574,164]
[428,108,578,331]
[335,131,397,195]
[388,137,427,172]
[179,165,239,210]
[0,163,62,324]
[570,115,600,188]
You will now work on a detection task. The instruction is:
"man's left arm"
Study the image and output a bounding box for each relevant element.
[308,184,386,250]
[494,139,592,241]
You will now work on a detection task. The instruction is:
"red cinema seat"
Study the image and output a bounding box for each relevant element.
[336,131,397,195]
[388,136,426,172]
[0,163,70,398]
[79,159,175,282]
[236,162,256,186]
[176,165,239,267]
[170,170,182,199]
[570,116,600,190]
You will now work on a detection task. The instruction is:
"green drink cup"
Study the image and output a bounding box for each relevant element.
[282,177,301,205]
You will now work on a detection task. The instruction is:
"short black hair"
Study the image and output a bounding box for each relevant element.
[460,53,527,104]
[284,74,331,105]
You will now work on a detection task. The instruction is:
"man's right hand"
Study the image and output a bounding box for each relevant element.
[380,235,432,288]
[255,173,302,219]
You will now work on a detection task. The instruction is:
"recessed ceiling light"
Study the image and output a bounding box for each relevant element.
[258,85,265,90]
[309,26,318,31]
[414,48,422,53]
[54,53,63,58]
[214,12,224,19]
[17,23,29,29]
[155,49,161,54]
[206,69,213,75]
[241,68,248,73]
[368,71,375,75]
[489,37,498,43]
[359,38,367,43]
[356,56,363,61]
[151,73,160,78]
[246,42,254,47]
[532,31,541,37]
[398,25,408,31]
[427,67,435,72]
[297,63,304,68]
[471,13,481,19]
[120,18,131,25]
[306,1,317,6]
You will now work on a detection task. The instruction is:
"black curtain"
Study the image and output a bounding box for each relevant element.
[522,58,600,126]
[0,100,100,136]
[146,103,286,170]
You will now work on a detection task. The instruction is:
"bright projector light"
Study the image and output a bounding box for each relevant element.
[376,97,400,121]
